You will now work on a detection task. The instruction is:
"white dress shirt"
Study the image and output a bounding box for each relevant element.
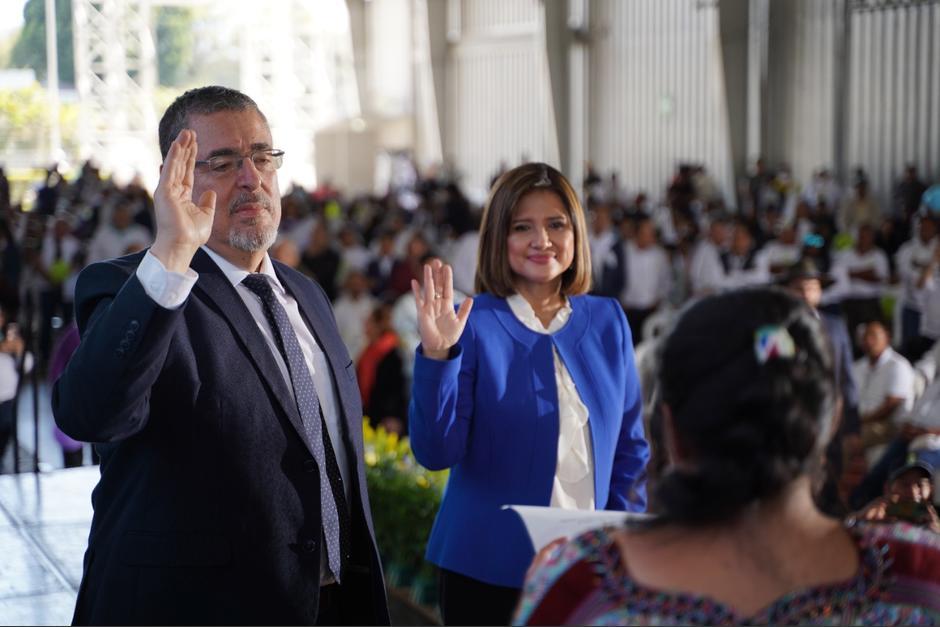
[689,239,726,295]
[834,248,889,300]
[506,294,595,510]
[87,224,153,264]
[895,237,938,310]
[621,242,671,309]
[136,248,351,584]
[333,293,378,361]
[852,347,916,423]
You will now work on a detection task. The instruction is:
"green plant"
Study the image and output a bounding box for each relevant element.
[363,420,447,589]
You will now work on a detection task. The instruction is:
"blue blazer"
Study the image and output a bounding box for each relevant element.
[409,293,649,588]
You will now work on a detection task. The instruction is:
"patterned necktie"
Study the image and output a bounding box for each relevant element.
[241,273,351,581]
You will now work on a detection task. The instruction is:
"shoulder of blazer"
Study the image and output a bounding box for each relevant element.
[74,250,150,324]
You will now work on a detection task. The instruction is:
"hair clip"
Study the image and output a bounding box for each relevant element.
[533,165,552,188]
[754,325,796,364]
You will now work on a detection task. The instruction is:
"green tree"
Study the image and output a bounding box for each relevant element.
[155,6,194,87]
[9,0,75,86]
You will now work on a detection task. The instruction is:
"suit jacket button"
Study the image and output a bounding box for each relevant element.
[129,320,140,331]
[303,459,317,473]
[302,539,318,554]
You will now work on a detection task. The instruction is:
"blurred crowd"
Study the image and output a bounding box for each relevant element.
[1,155,939,522]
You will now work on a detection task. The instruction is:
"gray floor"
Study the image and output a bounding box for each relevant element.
[0,381,96,625]
[0,466,96,625]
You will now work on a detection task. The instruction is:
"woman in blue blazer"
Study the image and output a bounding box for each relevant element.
[409,163,649,625]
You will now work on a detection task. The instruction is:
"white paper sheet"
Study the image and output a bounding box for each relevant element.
[503,505,652,552]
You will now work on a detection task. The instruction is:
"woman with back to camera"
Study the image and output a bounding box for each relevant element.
[409,162,649,625]
[515,287,940,626]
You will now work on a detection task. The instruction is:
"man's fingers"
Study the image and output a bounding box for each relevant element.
[182,130,197,191]
[158,133,183,189]
[197,190,217,213]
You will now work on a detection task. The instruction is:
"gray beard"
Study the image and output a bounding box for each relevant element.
[228,221,278,252]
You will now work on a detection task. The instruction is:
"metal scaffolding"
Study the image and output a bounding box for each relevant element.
[72,0,158,182]
[71,0,360,188]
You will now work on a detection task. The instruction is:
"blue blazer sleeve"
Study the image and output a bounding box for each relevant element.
[605,301,649,511]
[52,256,185,442]
[408,319,477,471]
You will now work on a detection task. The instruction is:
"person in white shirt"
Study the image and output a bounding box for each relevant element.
[852,320,916,453]
[0,308,32,470]
[851,341,940,509]
[332,269,377,362]
[803,168,844,211]
[336,225,373,275]
[447,228,480,297]
[86,200,153,264]
[896,236,940,364]
[896,214,938,346]
[621,214,671,342]
[688,213,730,296]
[758,223,802,281]
[839,179,882,234]
[834,224,890,347]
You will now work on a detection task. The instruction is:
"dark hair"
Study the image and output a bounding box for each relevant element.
[158,86,265,158]
[654,288,835,525]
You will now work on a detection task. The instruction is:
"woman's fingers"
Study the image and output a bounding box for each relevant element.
[411,278,424,308]
[423,263,437,312]
[456,296,473,326]
[442,264,454,303]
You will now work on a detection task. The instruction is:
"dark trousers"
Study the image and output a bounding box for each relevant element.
[900,306,922,347]
[624,306,657,345]
[0,399,14,469]
[439,568,520,626]
[900,335,936,364]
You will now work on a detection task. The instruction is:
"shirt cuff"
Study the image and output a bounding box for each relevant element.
[136,250,198,309]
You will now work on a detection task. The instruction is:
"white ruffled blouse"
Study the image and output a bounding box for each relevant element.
[506,294,595,510]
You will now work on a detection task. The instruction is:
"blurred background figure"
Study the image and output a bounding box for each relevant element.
[357,304,406,435]
[855,462,940,534]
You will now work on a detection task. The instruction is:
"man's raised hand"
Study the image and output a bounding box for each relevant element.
[151,129,217,273]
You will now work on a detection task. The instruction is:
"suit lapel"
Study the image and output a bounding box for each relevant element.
[189,250,314,456]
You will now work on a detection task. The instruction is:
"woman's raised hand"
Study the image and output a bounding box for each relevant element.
[411,259,473,360]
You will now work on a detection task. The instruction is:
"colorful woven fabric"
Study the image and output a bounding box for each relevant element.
[514,521,940,625]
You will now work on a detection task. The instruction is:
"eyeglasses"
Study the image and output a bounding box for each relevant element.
[194,149,285,177]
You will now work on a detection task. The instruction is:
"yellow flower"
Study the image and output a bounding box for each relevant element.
[365,451,378,467]
[416,475,430,489]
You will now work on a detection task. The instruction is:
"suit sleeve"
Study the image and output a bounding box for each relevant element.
[606,301,650,512]
[407,318,477,471]
[52,258,187,442]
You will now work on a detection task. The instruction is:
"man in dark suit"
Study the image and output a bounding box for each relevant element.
[785,259,861,515]
[53,86,390,625]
